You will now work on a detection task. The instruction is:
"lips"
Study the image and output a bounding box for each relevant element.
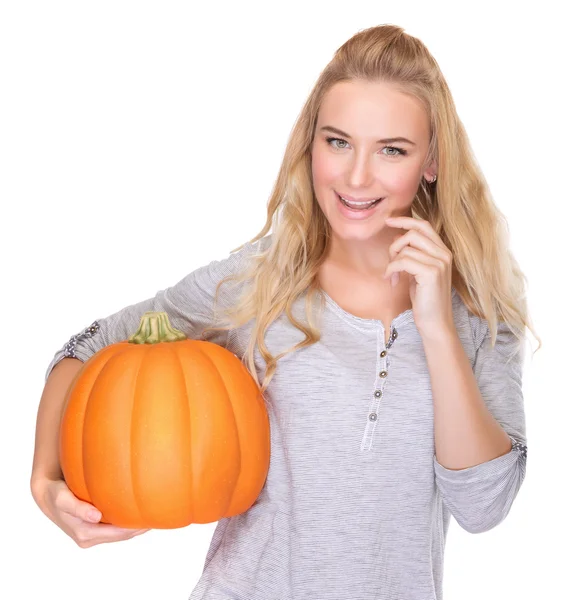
[335,191,382,208]
[336,191,383,203]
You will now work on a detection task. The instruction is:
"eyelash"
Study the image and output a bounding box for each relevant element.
[325,136,407,157]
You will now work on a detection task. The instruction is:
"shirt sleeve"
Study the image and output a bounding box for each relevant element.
[433,318,528,534]
[44,240,259,383]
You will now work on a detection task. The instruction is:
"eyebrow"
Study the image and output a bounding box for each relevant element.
[319,125,416,146]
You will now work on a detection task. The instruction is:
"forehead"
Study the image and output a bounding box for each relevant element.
[317,80,429,140]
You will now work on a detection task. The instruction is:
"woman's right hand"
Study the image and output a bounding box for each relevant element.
[32,476,151,549]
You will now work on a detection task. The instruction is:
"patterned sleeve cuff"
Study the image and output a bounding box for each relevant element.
[61,320,101,360]
[434,435,527,482]
[510,439,527,459]
[44,320,102,382]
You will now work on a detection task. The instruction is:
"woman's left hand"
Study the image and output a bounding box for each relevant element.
[383,216,455,339]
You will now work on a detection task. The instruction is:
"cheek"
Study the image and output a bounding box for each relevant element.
[311,150,339,186]
[381,166,422,197]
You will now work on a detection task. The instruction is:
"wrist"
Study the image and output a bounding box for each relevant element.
[419,322,458,346]
[30,472,61,504]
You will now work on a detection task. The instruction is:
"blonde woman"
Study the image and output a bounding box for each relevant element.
[31,24,540,600]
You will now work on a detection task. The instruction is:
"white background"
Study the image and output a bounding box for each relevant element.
[2,1,583,599]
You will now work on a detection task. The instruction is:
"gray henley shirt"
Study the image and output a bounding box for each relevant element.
[45,234,528,600]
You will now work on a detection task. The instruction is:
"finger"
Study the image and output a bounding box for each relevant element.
[69,498,102,523]
[52,484,102,523]
[384,255,425,282]
[385,216,443,246]
[389,230,444,261]
[396,246,439,266]
[79,523,150,545]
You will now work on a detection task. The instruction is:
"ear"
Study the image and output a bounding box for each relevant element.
[424,158,438,180]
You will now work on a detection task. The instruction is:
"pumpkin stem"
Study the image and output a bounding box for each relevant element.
[128,311,187,344]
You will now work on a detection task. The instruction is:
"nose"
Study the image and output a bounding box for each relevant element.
[346,152,374,189]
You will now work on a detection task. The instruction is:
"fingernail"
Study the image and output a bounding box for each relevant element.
[391,273,399,287]
[89,510,101,522]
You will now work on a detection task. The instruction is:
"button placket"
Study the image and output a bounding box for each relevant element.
[361,326,398,451]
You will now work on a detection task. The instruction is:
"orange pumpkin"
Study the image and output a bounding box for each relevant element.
[59,311,270,529]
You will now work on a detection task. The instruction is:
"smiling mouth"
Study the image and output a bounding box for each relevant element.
[335,191,384,209]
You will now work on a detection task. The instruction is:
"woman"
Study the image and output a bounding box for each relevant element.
[31,24,540,600]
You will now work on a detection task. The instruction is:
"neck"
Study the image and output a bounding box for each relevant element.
[326,227,405,279]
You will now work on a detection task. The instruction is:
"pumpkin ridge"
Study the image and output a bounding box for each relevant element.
[78,345,130,507]
[131,346,149,526]
[173,344,195,524]
[199,344,243,501]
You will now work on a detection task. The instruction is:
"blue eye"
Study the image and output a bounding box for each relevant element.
[327,137,349,150]
[325,136,406,156]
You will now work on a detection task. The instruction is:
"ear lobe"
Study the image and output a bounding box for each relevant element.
[428,158,438,178]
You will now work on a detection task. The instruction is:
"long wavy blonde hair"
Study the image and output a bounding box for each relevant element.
[201,24,541,394]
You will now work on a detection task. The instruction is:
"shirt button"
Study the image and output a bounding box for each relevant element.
[369,412,377,421]
[379,370,387,378]
[374,390,382,398]
[380,350,387,357]
[392,329,398,340]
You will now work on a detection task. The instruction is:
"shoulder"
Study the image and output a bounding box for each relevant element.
[202,235,271,276]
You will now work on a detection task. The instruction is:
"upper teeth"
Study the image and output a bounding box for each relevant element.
[340,195,379,206]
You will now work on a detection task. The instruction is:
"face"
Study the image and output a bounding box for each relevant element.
[311,80,436,244]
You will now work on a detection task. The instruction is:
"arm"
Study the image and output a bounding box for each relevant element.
[43,240,259,382]
[31,357,84,496]
[425,319,528,534]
